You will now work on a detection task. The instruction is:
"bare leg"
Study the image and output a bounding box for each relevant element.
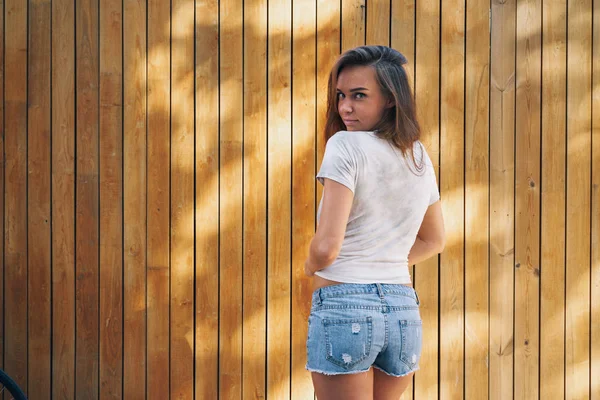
[312,368,374,400]
[372,368,414,400]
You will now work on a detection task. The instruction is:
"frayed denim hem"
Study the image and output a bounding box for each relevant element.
[372,364,419,377]
[305,364,372,376]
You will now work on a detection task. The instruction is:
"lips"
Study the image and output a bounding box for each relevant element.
[343,119,358,125]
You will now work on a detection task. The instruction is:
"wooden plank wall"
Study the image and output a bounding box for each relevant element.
[0,0,598,399]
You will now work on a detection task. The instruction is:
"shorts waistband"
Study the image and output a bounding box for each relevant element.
[312,283,419,305]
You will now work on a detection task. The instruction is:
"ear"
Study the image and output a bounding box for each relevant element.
[385,97,395,108]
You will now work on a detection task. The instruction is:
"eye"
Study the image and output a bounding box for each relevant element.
[354,93,366,99]
[337,92,345,99]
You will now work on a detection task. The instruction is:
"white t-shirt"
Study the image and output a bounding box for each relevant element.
[315,130,440,284]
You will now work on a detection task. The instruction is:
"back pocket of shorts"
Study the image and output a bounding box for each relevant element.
[399,320,422,369]
[323,317,373,369]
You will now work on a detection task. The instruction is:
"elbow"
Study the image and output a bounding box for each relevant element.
[436,238,446,254]
[314,240,340,265]
[320,247,340,265]
[417,234,445,254]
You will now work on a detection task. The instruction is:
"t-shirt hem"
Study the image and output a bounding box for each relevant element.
[313,271,412,285]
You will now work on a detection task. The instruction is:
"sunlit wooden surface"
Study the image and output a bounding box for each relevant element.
[0,0,598,399]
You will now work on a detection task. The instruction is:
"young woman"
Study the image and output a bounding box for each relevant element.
[304,45,445,400]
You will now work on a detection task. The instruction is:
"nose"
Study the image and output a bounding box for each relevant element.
[338,98,352,114]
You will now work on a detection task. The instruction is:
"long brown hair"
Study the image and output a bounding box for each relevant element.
[324,45,424,173]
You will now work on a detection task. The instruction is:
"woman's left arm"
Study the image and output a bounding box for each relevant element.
[304,178,354,276]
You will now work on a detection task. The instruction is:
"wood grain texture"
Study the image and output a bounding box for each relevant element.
[196,0,219,398]
[465,0,490,398]
[242,0,267,398]
[28,0,52,397]
[342,0,365,51]
[440,0,465,397]
[291,0,316,397]
[391,0,413,59]
[541,0,567,398]
[413,0,440,398]
[565,1,592,398]
[267,1,292,398]
[75,0,100,395]
[0,0,4,377]
[4,0,28,393]
[490,1,515,399]
[515,0,541,398]
[99,0,123,397]
[366,0,389,46]
[123,0,147,397]
[592,1,600,397]
[0,1,598,399]
[171,0,195,397]
[219,0,244,397]
[51,0,76,396]
[147,0,170,397]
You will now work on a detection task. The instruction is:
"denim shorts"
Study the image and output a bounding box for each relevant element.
[305,283,422,377]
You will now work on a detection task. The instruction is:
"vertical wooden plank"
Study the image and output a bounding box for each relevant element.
[366,0,389,46]
[4,0,28,392]
[123,0,147,396]
[0,0,4,375]
[75,0,100,395]
[242,0,267,399]
[440,0,465,397]
[540,0,567,398]
[52,0,76,396]
[219,0,243,397]
[342,0,365,51]
[565,1,592,398]
[147,0,170,396]
[171,0,195,397]
[316,0,340,204]
[267,0,292,398]
[292,0,316,398]
[515,0,541,398]
[99,0,123,397]
[592,0,600,395]
[413,0,439,398]
[391,0,413,57]
[592,1,600,396]
[490,1,515,399]
[391,3,415,399]
[465,0,490,399]
[28,0,52,397]
[196,0,219,398]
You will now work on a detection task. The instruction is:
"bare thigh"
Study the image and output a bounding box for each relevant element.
[373,368,414,400]
[312,369,374,400]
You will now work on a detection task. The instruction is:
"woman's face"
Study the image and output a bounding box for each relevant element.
[336,65,393,132]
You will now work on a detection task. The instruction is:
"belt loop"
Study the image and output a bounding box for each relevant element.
[414,289,420,305]
[375,283,384,299]
[316,288,323,306]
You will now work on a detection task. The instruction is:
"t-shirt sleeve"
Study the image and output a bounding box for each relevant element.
[316,133,357,193]
[422,147,440,205]
[429,173,440,205]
